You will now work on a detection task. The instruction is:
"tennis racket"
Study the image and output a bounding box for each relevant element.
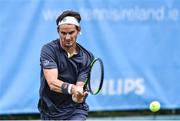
[83,58,104,95]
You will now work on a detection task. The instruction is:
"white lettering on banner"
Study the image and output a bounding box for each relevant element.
[42,6,179,22]
[109,79,116,95]
[79,7,166,22]
[135,78,145,95]
[124,79,135,94]
[101,78,145,96]
[117,79,123,94]
[42,9,63,21]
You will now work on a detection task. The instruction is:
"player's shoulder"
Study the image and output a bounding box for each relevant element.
[78,43,94,60]
[42,39,59,48]
[41,39,59,51]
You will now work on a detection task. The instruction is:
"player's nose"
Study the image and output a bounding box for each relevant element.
[65,34,71,40]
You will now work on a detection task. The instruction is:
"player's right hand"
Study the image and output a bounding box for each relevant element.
[71,85,87,103]
[71,85,83,95]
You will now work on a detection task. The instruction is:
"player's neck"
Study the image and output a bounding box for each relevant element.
[60,41,79,55]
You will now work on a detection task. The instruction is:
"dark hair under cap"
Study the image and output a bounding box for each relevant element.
[56,10,81,26]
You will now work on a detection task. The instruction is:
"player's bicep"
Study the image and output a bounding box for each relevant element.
[40,45,57,69]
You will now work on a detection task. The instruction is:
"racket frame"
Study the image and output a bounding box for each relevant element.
[84,58,104,95]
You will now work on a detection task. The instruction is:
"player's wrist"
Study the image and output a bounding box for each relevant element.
[68,84,73,94]
[71,84,75,95]
[61,82,73,95]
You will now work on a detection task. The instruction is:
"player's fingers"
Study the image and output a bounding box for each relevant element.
[76,86,84,95]
[72,94,84,103]
[84,91,88,96]
[72,85,83,95]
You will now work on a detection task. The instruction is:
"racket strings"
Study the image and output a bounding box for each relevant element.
[89,60,103,94]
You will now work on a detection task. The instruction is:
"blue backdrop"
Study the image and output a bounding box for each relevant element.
[0,0,180,114]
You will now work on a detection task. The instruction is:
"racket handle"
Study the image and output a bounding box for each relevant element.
[83,84,88,92]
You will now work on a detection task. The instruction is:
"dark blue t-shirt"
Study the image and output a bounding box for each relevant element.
[38,39,94,119]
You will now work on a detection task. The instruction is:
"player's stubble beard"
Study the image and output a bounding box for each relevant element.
[60,37,77,51]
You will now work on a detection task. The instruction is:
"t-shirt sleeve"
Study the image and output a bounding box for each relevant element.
[77,53,94,82]
[77,65,90,82]
[40,44,57,69]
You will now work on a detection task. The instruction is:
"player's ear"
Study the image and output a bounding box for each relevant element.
[77,26,81,35]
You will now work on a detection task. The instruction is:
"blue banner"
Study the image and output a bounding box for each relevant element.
[0,0,180,114]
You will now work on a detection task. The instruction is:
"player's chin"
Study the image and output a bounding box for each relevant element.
[65,43,73,47]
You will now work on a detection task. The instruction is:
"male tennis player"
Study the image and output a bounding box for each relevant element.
[38,10,94,120]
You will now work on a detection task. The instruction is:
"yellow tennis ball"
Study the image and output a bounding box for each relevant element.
[149,101,160,112]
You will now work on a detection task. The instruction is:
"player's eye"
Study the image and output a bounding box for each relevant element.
[69,31,75,35]
[60,32,66,35]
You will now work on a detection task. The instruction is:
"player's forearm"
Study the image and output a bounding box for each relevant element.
[43,69,66,93]
[48,79,63,93]
[50,80,83,95]
[43,69,84,95]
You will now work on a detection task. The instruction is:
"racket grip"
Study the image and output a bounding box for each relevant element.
[83,85,88,92]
